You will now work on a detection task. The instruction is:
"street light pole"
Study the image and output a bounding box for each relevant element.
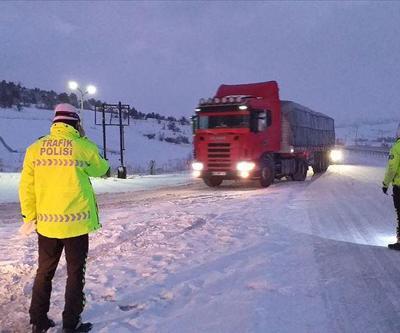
[76,87,86,114]
[68,81,97,122]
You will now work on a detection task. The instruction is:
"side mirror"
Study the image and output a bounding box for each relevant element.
[250,113,259,133]
[191,116,198,134]
[266,110,272,127]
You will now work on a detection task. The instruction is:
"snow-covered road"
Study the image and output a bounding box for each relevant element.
[1,155,400,332]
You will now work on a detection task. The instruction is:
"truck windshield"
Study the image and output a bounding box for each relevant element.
[199,115,249,129]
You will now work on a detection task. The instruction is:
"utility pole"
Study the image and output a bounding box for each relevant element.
[102,103,107,160]
[95,102,130,179]
[117,101,127,179]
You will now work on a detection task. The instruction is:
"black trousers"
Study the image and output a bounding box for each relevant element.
[393,186,400,238]
[29,233,88,329]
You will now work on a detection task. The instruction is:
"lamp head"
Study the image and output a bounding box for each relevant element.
[86,85,96,95]
[68,81,78,91]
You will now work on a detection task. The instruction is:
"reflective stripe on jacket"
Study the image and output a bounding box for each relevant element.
[19,123,110,239]
[383,139,400,187]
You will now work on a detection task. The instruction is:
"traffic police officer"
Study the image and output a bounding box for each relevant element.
[383,125,400,250]
[19,104,109,332]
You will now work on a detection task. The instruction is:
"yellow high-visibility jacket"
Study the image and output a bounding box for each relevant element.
[19,123,110,239]
[383,139,400,187]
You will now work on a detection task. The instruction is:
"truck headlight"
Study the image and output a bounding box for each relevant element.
[236,161,255,172]
[192,162,204,171]
[330,149,343,163]
[192,170,201,178]
[239,171,250,178]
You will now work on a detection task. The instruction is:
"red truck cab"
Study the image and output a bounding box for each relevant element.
[192,81,335,187]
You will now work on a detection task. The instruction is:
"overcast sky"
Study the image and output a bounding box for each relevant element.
[1,1,400,124]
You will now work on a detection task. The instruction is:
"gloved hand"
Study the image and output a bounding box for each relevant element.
[382,185,388,195]
[19,220,37,237]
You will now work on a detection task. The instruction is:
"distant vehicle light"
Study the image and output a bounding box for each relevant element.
[238,105,248,110]
[192,162,204,171]
[236,161,255,172]
[195,108,201,112]
[192,170,201,178]
[330,149,343,163]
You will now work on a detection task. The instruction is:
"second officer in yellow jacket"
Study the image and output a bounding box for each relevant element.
[383,125,400,250]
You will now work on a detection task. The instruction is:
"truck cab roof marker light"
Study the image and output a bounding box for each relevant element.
[199,95,250,106]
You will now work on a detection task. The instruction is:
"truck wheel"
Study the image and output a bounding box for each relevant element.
[312,152,325,174]
[203,177,223,187]
[320,152,329,172]
[313,152,329,173]
[292,159,308,181]
[312,153,323,174]
[259,156,275,188]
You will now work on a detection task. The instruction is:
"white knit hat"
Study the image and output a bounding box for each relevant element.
[53,103,80,123]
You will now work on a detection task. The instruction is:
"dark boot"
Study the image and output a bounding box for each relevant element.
[388,227,400,250]
[62,321,92,332]
[388,242,400,250]
[32,318,55,332]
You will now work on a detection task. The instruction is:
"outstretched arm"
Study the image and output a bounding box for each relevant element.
[85,143,110,177]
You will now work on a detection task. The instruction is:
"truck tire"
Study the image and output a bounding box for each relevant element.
[321,152,330,172]
[259,155,275,188]
[292,159,308,181]
[313,152,329,174]
[319,160,329,173]
[312,152,323,174]
[203,177,223,187]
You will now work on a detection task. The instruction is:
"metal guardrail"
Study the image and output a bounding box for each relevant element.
[0,136,19,153]
[344,145,390,156]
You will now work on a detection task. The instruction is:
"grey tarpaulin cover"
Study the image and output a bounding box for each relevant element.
[280,101,335,151]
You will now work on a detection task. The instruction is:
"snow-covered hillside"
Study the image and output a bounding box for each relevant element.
[0,107,193,173]
[2,152,400,332]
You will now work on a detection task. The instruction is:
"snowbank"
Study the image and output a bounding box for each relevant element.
[0,107,193,173]
[0,172,193,204]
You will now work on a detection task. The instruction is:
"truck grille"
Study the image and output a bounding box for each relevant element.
[207,143,231,170]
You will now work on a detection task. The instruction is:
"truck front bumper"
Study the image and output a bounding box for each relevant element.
[196,170,261,180]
